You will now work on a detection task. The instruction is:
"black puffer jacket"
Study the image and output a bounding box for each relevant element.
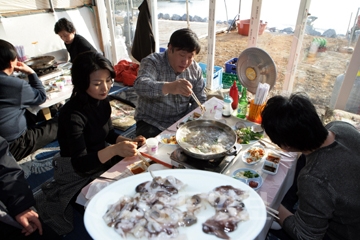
[0,136,34,219]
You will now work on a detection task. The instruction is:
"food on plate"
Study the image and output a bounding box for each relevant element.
[266,152,281,163]
[245,146,265,163]
[263,164,277,173]
[249,181,259,188]
[127,160,149,174]
[103,175,250,239]
[161,135,177,144]
[203,185,249,239]
[262,160,279,175]
[193,112,202,119]
[234,170,260,179]
[235,126,263,144]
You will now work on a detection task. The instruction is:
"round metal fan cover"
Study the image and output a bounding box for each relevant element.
[236,47,277,94]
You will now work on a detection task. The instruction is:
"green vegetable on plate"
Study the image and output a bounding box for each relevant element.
[235,127,263,144]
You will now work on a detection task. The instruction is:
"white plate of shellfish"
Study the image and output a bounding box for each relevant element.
[84,169,266,240]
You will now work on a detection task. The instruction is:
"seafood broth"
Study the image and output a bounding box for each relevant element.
[177,124,235,155]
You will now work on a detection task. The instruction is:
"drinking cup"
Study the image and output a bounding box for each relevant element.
[146,138,158,155]
[56,81,65,91]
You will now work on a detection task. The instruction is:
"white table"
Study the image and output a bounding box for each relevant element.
[77,97,299,239]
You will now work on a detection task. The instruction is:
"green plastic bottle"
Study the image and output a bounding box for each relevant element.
[237,87,248,119]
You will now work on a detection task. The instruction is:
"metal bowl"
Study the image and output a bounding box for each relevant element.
[24,56,55,70]
[176,119,237,160]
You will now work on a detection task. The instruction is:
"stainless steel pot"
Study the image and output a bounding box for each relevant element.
[24,56,55,70]
[176,119,237,160]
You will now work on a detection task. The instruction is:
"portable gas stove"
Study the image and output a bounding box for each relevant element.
[37,65,63,81]
[170,144,242,173]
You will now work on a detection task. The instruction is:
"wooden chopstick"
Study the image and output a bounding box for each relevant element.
[190,91,205,112]
[191,91,201,106]
[266,206,279,215]
[267,210,280,220]
[136,150,149,166]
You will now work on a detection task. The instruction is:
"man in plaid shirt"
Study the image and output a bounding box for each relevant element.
[134,28,207,138]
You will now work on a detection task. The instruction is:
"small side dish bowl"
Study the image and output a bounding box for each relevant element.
[232,168,263,191]
[242,144,266,165]
[158,133,178,145]
[266,151,281,164]
[262,160,279,175]
[251,124,264,134]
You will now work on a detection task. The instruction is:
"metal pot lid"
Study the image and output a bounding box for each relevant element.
[24,56,55,70]
[236,47,277,94]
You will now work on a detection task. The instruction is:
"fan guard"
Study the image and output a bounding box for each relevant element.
[236,47,277,94]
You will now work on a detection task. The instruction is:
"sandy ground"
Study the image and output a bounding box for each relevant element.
[157,20,355,114]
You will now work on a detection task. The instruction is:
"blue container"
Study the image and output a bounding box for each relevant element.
[225,57,238,74]
[159,47,166,52]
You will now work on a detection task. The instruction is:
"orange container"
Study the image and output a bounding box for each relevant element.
[247,99,266,124]
[237,19,267,36]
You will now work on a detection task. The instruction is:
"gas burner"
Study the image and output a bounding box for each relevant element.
[35,64,58,76]
[170,146,241,173]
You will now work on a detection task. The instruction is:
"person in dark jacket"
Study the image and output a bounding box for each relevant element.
[0,136,61,240]
[0,135,42,238]
[54,18,97,62]
[0,39,58,161]
[131,0,155,62]
[36,51,146,235]
[261,93,360,240]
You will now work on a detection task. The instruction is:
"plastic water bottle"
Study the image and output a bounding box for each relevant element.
[222,94,233,117]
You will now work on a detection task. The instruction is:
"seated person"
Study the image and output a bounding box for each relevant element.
[0,136,60,240]
[54,17,97,62]
[261,93,360,240]
[0,39,58,161]
[36,51,146,235]
[133,28,207,138]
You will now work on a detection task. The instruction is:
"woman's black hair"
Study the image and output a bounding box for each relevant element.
[261,93,328,151]
[71,51,115,96]
[168,28,201,54]
[0,39,17,71]
[54,18,76,34]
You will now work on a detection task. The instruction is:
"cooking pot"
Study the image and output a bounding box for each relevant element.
[176,119,238,160]
[24,56,55,70]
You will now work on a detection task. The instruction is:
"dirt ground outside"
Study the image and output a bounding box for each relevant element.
[193,28,355,114]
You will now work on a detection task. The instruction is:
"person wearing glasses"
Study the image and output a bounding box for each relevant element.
[261,93,360,240]
[36,51,145,236]
[133,28,207,138]
[54,18,97,62]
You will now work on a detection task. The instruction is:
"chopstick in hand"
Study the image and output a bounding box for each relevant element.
[190,91,206,113]
[267,210,280,220]
[266,206,280,220]
[266,206,279,215]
